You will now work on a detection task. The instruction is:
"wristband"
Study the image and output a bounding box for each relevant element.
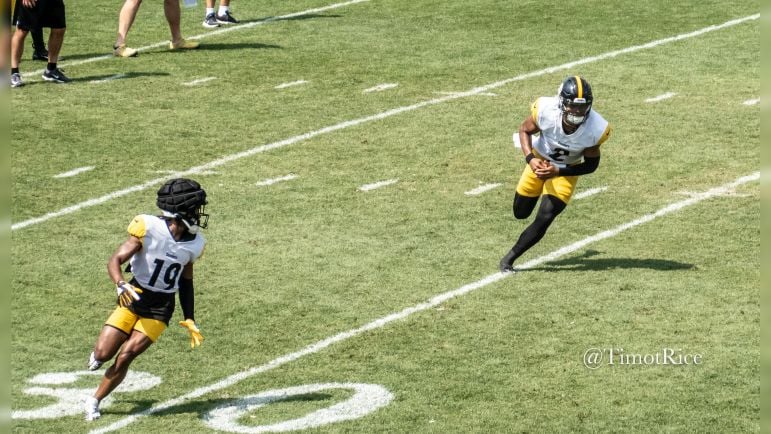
[525,153,535,164]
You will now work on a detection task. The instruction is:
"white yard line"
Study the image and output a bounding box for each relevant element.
[275,80,309,89]
[573,186,608,200]
[89,74,127,84]
[743,98,759,106]
[12,14,759,231]
[89,172,759,434]
[645,92,677,103]
[363,83,398,93]
[465,183,502,196]
[358,179,399,191]
[256,174,298,186]
[25,0,373,76]
[182,77,217,86]
[52,166,95,179]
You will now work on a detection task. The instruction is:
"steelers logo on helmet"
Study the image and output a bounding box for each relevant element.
[156,178,209,233]
[558,76,593,126]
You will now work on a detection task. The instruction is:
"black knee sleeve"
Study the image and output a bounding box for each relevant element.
[513,193,538,219]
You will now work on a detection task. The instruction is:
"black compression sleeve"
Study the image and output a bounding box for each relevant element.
[178,277,195,321]
[558,155,600,176]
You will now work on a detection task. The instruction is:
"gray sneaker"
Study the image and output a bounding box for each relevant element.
[203,13,220,28]
[10,72,24,88]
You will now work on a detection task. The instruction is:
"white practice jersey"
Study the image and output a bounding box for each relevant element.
[127,215,206,293]
[525,96,611,168]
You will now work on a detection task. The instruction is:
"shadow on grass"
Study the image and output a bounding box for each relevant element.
[69,71,170,83]
[239,13,343,25]
[194,42,282,52]
[531,250,695,272]
[107,392,334,418]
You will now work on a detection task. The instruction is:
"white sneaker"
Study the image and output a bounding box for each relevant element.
[84,396,101,421]
[87,352,103,371]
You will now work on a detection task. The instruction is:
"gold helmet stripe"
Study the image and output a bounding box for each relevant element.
[575,76,583,99]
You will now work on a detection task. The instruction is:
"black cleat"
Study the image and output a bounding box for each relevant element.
[32,49,48,61]
[499,250,516,273]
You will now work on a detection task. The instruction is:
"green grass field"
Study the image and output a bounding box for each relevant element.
[11,0,759,432]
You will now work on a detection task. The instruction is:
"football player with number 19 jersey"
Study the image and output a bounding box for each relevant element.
[84,178,209,422]
[500,76,612,272]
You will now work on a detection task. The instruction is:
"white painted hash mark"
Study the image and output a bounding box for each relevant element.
[358,179,399,191]
[89,172,758,434]
[573,186,607,200]
[256,174,298,186]
[743,98,759,106]
[645,92,677,103]
[13,14,759,231]
[275,80,308,89]
[183,77,216,86]
[465,183,502,196]
[53,166,95,179]
[363,83,398,93]
[89,74,127,84]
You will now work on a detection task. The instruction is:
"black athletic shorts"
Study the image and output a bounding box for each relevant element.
[15,0,66,30]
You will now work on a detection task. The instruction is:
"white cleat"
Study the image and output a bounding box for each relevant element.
[84,396,101,421]
[87,352,103,371]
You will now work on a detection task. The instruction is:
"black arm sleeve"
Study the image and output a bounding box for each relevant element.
[178,277,195,321]
[558,155,600,176]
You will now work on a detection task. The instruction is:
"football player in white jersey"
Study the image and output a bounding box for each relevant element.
[84,178,209,421]
[500,76,612,272]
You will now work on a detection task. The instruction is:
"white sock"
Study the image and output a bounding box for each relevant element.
[206,7,215,15]
[218,6,229,15]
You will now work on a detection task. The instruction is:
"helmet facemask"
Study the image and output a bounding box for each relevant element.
[560,99,592,126]
[558,76,593,127]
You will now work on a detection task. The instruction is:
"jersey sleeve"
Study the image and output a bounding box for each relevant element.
[127,215,147,240]
[596,123,612,146]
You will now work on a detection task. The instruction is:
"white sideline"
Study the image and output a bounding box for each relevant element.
[12,14,758,232]
[89,172,759,434]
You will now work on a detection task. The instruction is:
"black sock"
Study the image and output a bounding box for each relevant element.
[11,67,19,74]
[47,62,56,71]
[31,28,46,52]
[502,195,567,266]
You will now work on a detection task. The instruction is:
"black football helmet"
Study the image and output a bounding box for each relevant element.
[157,178,209,233]
[558,76,593,126]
